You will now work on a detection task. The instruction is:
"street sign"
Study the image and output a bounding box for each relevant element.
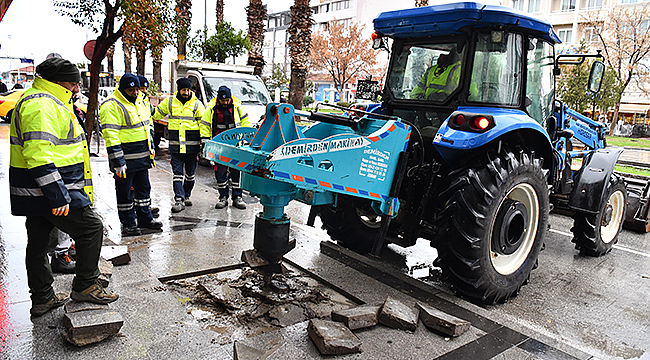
[84,40,96,61]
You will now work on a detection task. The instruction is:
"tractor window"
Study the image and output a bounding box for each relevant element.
[468,32,523,106]
[525,38,554,126]
[387,42,464,103]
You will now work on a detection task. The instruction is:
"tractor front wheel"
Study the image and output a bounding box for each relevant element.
[434,146,548,304]
[571,175,626,256]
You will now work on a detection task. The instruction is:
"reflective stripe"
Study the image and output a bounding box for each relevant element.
[10,186,44,197]
[66,180,86,191]
[240,113,249,120]
[184,174,195,181]
[173,175,184,181]
[108,150,125,159]
[13,93,76,146]
[168,140,180,145]
[169,115,196,121]
[34,171,62,187]
[123,151,150,160]
[168,140,200,146]
[102,98,132,126]
[200,119,211,127]
[85,178,93,187]
[101,122,146,130]
[216,124,235,129]
[22,131,83,146]
[134,198,151,206]
[168,96,173,115]
[426,63,461,91]
[118,203,134,211]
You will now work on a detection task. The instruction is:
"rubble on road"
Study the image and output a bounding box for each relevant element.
[331,304,380,330]
[307,319,362,355]
[63,302,123,346]
[417,302,470,337]
[100,245,130,266]
[378,296,419,331]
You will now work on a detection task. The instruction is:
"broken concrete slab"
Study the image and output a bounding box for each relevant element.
[100,245,130,266]
[98,257,113,276]
[64,301,109,314]
[200,281,245,310]
[62,309,123,346]
[332,305,381,330]
[378,297,418,331]
[233,341,265,360]
[307,319,362,355]
[417,302,471,337]
[269,303,305,327]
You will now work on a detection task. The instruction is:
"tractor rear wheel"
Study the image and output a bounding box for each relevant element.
[318,196,380,254]
[571,175,626,256]
[434,146,548,304]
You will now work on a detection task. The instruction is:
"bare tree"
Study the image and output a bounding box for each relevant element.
[247,0,267,76]
[583,4,650,134]
[287,0,312,110]
[415,0,429,6]
[310,21,378,102]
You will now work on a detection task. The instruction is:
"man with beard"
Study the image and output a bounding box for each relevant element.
[153,78,205,212]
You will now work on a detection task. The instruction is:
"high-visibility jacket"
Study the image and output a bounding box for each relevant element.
[200,96,250,138]
[410,60,461,100]
[152,92,205,154]
[99,89,154,172]
[9,77,93,216]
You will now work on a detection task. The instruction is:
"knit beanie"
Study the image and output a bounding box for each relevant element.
[177,77,192,91]
[137,75,149,88]
[36,57,81,83]
[119,73,140,91]
[217,85,232,99]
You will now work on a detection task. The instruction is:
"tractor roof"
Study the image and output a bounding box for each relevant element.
[373,2,561,44]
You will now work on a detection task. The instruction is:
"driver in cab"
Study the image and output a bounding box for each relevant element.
[410,47,462,101]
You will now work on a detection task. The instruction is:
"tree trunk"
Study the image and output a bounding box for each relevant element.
[246,0,267,76]
[415,0,429,6]
[216,0,224,25]
[123,41,132,74]
[287,0,312,110]
[153,56,163,94]
[609,102,621,136]
[176,0,192,59]
[136,48,146,75]
[107,44,115,74]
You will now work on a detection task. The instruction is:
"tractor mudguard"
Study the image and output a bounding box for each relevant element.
[568,147,624,214]
[432,106,551,163]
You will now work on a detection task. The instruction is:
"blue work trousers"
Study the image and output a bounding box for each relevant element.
[115,169,154,228]
[171,153,198,201]
[215,165,242,199]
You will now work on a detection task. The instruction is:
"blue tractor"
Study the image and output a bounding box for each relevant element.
[205,2,636,304]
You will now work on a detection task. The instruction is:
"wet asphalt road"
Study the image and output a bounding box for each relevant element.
[0,123,649,359]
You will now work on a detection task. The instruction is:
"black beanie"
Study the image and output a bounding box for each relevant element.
[36,57,81,83]
[119,73,140,91]
[137,75,149,88]
[177,77,192,91]
[217,85,232,99]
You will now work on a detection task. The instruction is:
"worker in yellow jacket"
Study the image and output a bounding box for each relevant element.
[153,78,205,212]
[200,85,250,209]
[10,57,118,316]
[100,73,162,236]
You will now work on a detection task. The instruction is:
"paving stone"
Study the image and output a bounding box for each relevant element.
[64,301,109,314]
[268,303,305,327]
[200,281,245,309]
[62,309,124,346]
[100,245,131,266]
[417,302,471,337]
[233,341,265,360]
[98,257,113,276]
[331,305,381,330]
[307,319,362,355]
[378,296,418,331]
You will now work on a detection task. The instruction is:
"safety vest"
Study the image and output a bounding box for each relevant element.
[200,96,250,138]
[153,92,205,154]
[411,60,462,100]
[99,89,153,172]
[9,77,93,216]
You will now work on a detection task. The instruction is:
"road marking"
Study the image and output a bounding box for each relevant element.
[549,228,650,258]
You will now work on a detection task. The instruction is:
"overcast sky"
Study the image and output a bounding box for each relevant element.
[0,0,294,81]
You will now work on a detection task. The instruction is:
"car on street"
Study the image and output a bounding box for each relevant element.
[0,89,26,122]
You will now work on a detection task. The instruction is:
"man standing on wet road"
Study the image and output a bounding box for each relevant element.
[10,57,119,316]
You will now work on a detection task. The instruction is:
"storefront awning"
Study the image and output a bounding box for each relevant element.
[619,103,650,114]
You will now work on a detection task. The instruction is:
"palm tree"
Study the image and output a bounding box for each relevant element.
[216,0,224,24]
[246,0,266,76]
[415,0,429,6]
[175,0,192,59]
[287,0,312,110]
[123,40,132,74]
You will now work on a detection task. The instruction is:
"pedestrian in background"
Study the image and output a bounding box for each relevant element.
[200,85,250,210]
[10,57,118,316]
[153,77,205,213]
[100,74,162,236]
[0,78,7,93]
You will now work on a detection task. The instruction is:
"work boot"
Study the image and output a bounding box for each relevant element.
[215,197,228,209]
[71,280,119,305]
[30,292,69,317]
[171,199,185,213]
[232,197,246,210]
[139,220,163,230]
[51,252,75,274]
[122,226,142,237]
[150,207,160,218]
[185,198,193,206]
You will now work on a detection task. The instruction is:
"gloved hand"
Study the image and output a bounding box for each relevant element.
[114,165,127,179]
[52,204,69,217]
[150,149,155,158]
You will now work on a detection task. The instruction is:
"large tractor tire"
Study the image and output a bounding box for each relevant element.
[434,146,549,304]
[571,175,626,256]
[318,196,381,254]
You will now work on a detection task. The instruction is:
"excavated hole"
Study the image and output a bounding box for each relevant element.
[164,265,357,345]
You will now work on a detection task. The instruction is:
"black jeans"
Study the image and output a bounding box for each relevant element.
[25,206,103,304]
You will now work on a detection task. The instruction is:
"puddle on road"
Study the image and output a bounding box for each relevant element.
[164,265,356,345]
